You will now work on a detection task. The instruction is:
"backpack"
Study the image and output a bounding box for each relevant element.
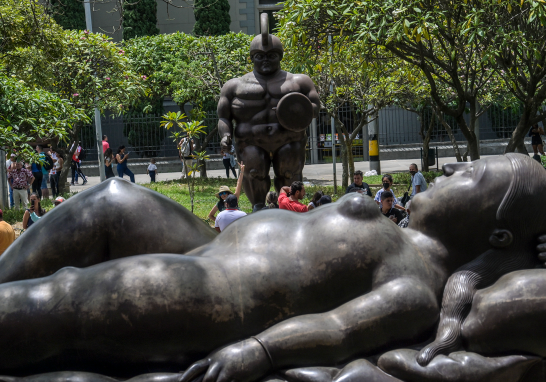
[78,147,87,160]
[43,153,54,171]
[180,139,191,157]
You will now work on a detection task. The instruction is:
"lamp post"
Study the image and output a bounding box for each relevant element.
[83,0,106,182]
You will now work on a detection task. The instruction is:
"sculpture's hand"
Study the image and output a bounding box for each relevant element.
[179,339,271,382]
[220,135,232,152]
[537,234,546,267]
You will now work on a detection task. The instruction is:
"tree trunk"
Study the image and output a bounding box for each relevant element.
[333,116,350,189]
[58,123,82,194]
[505,107,535,153]
[433,106,463,162]
[456,115,480,160]
[347,142,355,181]
[422,111,436,172]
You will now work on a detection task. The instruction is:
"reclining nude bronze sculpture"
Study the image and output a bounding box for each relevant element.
[0,153,546,382]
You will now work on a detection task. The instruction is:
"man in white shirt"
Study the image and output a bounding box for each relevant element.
[214,195,247,232]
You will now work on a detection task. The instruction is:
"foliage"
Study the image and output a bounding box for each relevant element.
[49,0,86,31]
[193,0,231,36]
[122,0,159,40]
[278,0,516,160]
[0,0,65,89]
[0,72,88,162]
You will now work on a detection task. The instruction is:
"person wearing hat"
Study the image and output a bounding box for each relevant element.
[208,162,245,223]
[0,209,15,256]
[216,13,320,211]
[54,196,65,207]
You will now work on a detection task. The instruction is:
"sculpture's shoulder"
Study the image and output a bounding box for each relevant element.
[286,72,315,89]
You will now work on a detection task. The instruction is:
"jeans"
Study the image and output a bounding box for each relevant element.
[31,172,42,199]
[8,182,14,208]
[117,164,135,183]
[149,170,156,182]
[50,174,60,198]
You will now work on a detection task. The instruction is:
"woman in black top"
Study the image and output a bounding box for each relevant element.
[104,148,115,179]
[529,124,545,156]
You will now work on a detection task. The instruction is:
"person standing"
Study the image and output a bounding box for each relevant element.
[409,163,428,198]
[31,146,44,199]
[37,145,51,200]
[104,148,115,179]
[7,162,34,210]
[5,153,15,208]
[147,159,158,183]
[116,146,135,183]
[221,148,237,178]
[49,148,62,199]
[279,181,308,212]
[70,141,87,186]
[214,195,247,232]
[345,170,372,197]
[178,136,195,179]
[0,209,15,256]
[102,135,110,153]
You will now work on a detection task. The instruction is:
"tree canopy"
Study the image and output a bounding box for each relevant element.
[193,0,231,36]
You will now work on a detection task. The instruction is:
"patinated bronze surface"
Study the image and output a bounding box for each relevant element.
[217,13,320,208]
[0,154,545,382]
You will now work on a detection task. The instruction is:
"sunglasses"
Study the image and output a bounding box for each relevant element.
[219,192,229,196]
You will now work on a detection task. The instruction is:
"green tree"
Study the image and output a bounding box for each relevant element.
[0,72,88,162]
[193,0,231,36]
[49,0,86,31]
[45,30,148,190]
[122,0,159,40]
[279,0,512,160]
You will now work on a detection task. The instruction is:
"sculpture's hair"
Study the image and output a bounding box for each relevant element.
[497,153,546,239]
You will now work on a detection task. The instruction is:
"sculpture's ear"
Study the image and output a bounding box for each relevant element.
[489,229,513,248]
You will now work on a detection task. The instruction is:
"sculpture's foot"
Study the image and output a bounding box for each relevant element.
[378,349,540,382]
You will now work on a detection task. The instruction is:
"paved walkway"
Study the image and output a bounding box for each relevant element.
[68,155,500,193]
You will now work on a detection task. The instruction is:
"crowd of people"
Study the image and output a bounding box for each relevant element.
[207,162,428,232]
[3,138,429,241]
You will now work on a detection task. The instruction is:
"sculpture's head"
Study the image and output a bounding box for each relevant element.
[250,13,283,75]
[411,154,546,255]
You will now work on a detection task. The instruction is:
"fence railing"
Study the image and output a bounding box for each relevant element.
[70,104,534,165]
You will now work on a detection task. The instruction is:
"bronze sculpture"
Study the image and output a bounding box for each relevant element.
[0,154,545,382]
[217,13,320,209]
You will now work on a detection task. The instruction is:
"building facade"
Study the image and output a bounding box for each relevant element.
[91,0,282,41]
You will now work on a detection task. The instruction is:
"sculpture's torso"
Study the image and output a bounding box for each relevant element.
[230,70,308,152]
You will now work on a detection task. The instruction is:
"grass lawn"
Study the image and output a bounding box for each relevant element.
[2,172,442,227]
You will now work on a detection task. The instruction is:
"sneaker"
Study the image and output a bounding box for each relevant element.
[70,182,74,186]
[74,181,79,185]
[82,180,88,185]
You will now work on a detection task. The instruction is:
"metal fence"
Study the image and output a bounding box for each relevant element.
[72,104,534,164]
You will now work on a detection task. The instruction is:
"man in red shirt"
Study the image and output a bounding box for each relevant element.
[102,135,109,153]
[278,181,308,213]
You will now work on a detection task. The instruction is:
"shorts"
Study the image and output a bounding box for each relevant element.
[532,136,543,146]
[41,175,48,189]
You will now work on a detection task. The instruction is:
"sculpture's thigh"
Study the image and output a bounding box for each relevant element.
[272,140,306,191]
[462,269,546,357]
[237,145,271,206]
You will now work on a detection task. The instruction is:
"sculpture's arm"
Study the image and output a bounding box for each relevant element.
[218,79,236,150]
[417,246,537,366]
[298,74,320,118]
[180,277,438,382]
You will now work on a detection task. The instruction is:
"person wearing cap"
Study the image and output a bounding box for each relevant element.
[54,197,65,207]
[0,209,15,256]
[208,163,245,223]
[217,13,320,210]
[214,195,247,232]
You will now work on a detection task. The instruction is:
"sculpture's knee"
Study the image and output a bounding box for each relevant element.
[249,168,268,181]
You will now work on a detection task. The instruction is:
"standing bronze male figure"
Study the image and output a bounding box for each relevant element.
[217,13,320,209]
